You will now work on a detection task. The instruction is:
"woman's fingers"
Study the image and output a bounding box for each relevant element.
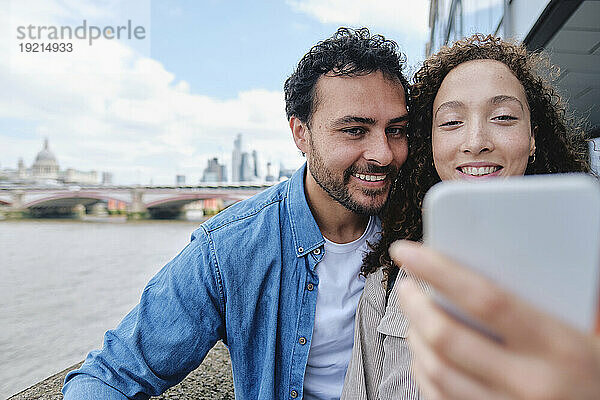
[389,240,565,350]
[400,278,520,397]
[394,243,600,400]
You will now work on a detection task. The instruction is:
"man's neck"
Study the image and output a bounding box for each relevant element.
[304,172,370,244]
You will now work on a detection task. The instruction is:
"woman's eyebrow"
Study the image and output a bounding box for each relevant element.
[491,95,524,111]
[434,101,464,119]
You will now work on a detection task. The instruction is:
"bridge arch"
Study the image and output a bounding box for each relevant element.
[24,192,130,209]
[145,194,229,209]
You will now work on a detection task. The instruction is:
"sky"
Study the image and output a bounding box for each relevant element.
[0,0,430,185]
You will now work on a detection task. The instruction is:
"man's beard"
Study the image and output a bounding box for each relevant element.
[307,145,398,216]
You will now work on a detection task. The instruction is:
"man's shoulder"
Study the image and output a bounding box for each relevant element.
[200,179,290,233]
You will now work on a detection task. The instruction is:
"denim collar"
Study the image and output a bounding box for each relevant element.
[287,163,325,259]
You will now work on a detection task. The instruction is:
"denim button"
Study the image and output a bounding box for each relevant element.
[307,283,314,291]
[291,389,298,398]
[313,248,321,255]
[298,247,304,253]
[298,336,306,345]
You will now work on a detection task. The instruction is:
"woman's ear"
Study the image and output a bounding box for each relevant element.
[530,125,537,156]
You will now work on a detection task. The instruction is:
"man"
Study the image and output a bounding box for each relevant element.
[62,27,410,399]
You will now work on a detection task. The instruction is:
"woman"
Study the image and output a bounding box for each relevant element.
[341,34,590,399]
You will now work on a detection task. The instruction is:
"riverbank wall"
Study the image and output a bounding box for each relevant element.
[8,342,234,399]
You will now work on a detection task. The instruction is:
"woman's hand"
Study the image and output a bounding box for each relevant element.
[390,240,600,400]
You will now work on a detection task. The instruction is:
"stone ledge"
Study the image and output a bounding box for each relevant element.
[8,342,234,399]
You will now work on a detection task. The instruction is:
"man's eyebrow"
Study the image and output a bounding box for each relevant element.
[330,114,409,127]
[434,101,464,119]
[331,116,376,127]
[491,95,524,111]
[389,114,409,124]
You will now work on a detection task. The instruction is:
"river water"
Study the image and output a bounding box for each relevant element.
[0,219,203,398]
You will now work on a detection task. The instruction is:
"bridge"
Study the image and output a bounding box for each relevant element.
[0,183,275,219]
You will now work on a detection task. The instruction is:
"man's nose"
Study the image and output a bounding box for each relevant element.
[460,120,493,154]
[364,131,394,166]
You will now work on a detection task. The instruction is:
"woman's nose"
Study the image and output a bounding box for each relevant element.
[460,121,493,154]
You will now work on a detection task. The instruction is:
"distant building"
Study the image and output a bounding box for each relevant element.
[252,150,259,178]
[232,134,242,182]
[265,162,275,182]
[201,158,227,183]
[240,152,254,182]
[102,172,113,185]
[279,164,296,180]
[0,138,104,185]
[64,168,97,184]
[231,134,259,182]
[31,139,59,180]
[176,175,186,185]
[17,158,25,178]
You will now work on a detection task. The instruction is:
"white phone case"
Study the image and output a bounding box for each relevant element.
[423,173,600,333]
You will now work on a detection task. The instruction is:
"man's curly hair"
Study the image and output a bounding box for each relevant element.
[284,27,409,125]
[362,34,591,283]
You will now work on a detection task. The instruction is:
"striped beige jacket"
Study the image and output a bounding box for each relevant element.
[341,267,426,400]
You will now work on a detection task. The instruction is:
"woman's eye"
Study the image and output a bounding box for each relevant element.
[493,115,518,121]
[439,120,461,127]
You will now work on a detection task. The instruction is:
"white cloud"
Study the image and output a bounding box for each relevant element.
[0,0,303,185]
[287,0,430,35]
[286,0,430,68]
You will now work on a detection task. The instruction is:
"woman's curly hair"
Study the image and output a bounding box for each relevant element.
[362,34,591,284]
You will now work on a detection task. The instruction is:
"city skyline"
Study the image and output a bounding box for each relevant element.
[0,138,107,185]
[0,134,295,186]
[0,0,429,185]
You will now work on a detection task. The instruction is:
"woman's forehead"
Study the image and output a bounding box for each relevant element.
[434,59,528,111]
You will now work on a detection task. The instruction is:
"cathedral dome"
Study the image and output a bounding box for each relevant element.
[33,138,58,167]
[32,138,59,179]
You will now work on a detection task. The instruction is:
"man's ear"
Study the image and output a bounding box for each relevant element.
[290,116,309,154]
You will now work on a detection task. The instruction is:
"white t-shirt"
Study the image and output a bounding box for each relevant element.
[303,216,382,400]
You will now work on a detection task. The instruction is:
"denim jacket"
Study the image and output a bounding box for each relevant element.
[63,163,326,399]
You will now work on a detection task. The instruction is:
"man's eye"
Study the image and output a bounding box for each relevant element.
[386,126,407,136]
[343,127,365,136]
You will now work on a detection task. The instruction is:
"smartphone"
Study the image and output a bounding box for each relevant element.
[423,173,600,334]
